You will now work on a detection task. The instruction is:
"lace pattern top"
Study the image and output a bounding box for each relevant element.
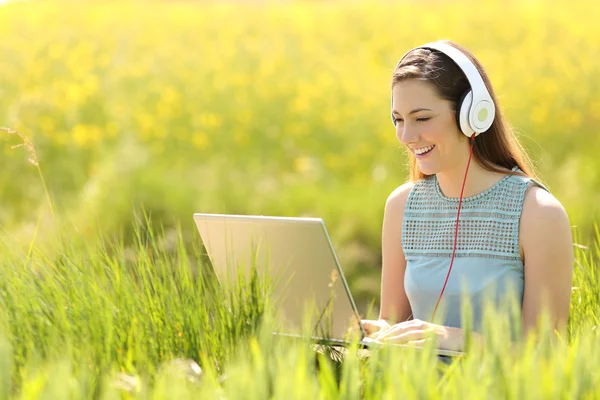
[402,167,549,330]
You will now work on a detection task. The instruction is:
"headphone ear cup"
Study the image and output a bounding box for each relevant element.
[454,91,467,132]
[457,90,475,138]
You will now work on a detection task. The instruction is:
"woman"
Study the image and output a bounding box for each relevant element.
[361,40,574,352]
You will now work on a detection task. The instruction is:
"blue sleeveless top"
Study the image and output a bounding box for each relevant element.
[402,167,549,331]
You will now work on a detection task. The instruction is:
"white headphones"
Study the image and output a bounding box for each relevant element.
[392,41,496,138]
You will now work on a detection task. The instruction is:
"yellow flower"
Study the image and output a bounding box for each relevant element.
[192,132,208,149]
[71,124,101,148]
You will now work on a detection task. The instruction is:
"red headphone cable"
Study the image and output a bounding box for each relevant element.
[431,134,476,321]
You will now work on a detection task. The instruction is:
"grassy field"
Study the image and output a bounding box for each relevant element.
[0,215,598,397]
[1,0,599,397]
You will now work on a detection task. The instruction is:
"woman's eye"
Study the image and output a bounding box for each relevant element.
[393,117,429,124]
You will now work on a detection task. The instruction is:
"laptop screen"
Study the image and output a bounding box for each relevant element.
[193,213,365,340]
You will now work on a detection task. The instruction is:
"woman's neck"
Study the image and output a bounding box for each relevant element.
[435,161,507,199]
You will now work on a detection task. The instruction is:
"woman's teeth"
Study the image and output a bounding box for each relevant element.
[415,145,435,155]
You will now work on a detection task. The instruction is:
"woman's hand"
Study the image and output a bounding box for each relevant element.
[360,319,391,338]
[371,319,463,352]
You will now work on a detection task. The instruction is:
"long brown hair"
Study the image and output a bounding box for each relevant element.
[392,40,537,183]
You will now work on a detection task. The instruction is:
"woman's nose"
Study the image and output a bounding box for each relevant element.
[398,123,418,145]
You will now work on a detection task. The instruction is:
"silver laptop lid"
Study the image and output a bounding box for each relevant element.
[193,213,366,340]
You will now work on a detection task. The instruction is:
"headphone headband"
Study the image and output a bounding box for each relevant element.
[393,41,496,136]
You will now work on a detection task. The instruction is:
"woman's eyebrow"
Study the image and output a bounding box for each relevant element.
[392,108,433,116]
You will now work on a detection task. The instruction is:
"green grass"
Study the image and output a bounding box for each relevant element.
[0,214,598,398]
[2,0,600,313]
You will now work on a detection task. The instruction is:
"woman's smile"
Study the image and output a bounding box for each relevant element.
[413,144,436,158]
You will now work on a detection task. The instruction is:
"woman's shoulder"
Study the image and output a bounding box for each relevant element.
[385,175,441,214]
[385,181,416,215]
[518,180,573,287]
[518,177,571,258]
[504,169,563,216]
[521,184,569,226]
[496,168,566,223]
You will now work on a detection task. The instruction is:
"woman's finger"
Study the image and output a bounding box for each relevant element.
[361,319,385,330]
[361,320,387,335]
[381,329,427,344]
[360,320,374,334]
[361,320,376,332]
[373,320,420,341]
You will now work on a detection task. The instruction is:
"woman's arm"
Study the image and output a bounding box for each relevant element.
[378,182,415,324]
[520,185,574,337]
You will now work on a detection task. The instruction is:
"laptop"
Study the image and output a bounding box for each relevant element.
[193,213,464,357]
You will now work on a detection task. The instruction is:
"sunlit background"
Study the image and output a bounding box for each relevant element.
[1,0,599,312]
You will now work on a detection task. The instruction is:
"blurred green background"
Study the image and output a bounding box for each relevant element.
[1,0,599,311]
